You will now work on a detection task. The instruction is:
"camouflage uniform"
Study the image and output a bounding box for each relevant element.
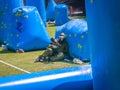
[50,33,70,61]
[49,33,69,61]
[37,38,59,62]
[35,33,69,62]
[58,34,69,55]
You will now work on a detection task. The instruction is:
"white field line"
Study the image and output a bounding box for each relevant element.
[0,60,31,74]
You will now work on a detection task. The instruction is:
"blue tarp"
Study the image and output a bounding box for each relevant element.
[55,19,90,61]
[55,4,69,26]
[46,0,56,21]
[0,65,93,90]
[26,0,46,26]
[7,6,51,51]
[0,0,23,44]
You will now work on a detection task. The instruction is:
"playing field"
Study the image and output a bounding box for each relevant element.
[0,17,88,77]
[0,24,83,77]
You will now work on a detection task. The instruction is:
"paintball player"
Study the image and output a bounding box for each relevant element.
[35,33,70,62]
[35,37,60,62]
[50,33,70,61]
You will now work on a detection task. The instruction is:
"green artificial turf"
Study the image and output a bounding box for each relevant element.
[0,62,25,77]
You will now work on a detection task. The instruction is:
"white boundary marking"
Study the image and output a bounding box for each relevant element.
[0,60,31,74]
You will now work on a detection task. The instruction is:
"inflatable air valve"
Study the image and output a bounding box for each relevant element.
[7,6,51,51]
[55,4,69,26]
[46,0,56,21]
[0,0,24,44]
[85,0,120,90]
[26,0,46,26]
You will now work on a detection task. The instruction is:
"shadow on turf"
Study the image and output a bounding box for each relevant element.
[47,24,56,27]
[37,60,89,66]
[0,49,15,54]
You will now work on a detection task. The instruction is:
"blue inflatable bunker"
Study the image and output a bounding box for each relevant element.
[55,4,69,26]
[0,0,23,44]
[0,65,93,90]
[46,0,56,21]
[7,6,51,51]
[55,19,90,61]
[85,0,120,90]
[26,0,46,26]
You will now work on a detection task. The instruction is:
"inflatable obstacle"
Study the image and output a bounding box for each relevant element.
[55,19,90,61]
[0,65,93,90]
[0,0,23,44]
[26,0,46,26]
[55,4,69,26]
[46,0,56,21]
[85,0,120,90]
[7,6,51,51]
[0,0,120,90]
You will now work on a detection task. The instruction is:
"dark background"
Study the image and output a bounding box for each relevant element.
[24,0,86,16]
